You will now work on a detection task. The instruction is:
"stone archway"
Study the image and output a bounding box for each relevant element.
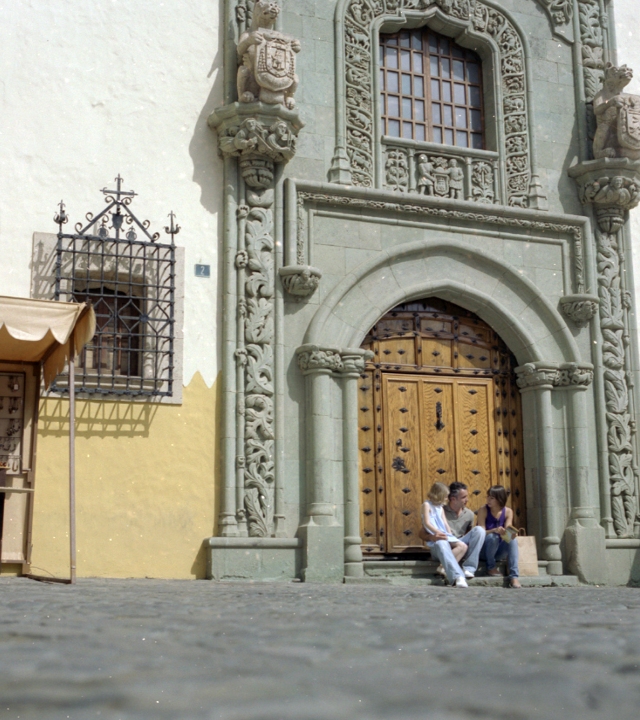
[357,297,527,557]
[297,240,600,582]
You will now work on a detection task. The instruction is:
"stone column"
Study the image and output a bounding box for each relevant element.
[516,364,563,574]
[296,345,344,582]
[564,382,608,584]
[340,349,370,579]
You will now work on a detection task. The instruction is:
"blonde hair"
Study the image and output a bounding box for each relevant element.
[427,482,449,505]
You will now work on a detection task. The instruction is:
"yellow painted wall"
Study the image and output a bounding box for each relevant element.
[28,372,219,579]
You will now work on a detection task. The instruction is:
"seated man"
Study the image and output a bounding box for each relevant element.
[440,482,485,578]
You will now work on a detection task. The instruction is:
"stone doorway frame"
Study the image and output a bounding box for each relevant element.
[296,233,603,583]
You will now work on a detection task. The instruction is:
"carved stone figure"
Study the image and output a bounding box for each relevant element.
[571,164,640,234]
[237,1,300,109]
[593,64,640,161]
[539,0,573,27]
[416,154,435,196]
[448,159,464,200]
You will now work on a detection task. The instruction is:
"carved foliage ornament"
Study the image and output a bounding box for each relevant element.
[296,345,371,375]
[578,0,606,103]
[515,362,594,389]
[342,0,531,206]
[559,295,599,328]
[238,201,276,537]
[595,227,639,536]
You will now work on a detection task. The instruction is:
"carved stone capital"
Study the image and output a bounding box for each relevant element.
[209,102,304,188]
[559,294,600,328]
[295,345,375,376]
[296,345,343,374]
[515,363,559,389]
[340,349,373,376]
[555,363,594,388]
[569,158,640,233]
[515,362,594,389]
[279,265,322,299]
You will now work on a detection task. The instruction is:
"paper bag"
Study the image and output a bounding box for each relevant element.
[516,529,539,577]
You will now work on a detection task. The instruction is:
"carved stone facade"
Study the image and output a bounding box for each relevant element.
[338,0,546,208]
[207,1,640,586]
[210,0,304,538]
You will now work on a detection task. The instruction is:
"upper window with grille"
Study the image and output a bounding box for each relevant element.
[380,28,484,150]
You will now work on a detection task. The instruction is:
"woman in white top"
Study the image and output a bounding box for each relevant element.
[422,481,470,587]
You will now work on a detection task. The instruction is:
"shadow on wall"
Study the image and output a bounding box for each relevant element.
[631,548,640,587]
[189,0,225,216]
[39,398,159,439]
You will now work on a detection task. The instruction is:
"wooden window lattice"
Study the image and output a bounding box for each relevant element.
[380,29,484,149]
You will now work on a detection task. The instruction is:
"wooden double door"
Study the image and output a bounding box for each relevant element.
[358,299,525,556]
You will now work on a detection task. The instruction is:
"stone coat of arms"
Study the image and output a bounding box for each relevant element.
[618,95,640,152]
[237,1,300,109]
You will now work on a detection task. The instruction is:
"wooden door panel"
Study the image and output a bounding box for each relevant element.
[358,370,379,551]
[506,380,526,527]
[420,380,457,490]
[360,298,527,556]
[455,380,495,515]
[420,337,453,368]
[384,376,423,551]
[380,338,416,367]
[457,343,493,371]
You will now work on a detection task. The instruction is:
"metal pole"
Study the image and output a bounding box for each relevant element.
[68,331,76,584]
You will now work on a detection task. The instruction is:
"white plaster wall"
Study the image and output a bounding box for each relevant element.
[614,1,640,314]
[0,0,224,387]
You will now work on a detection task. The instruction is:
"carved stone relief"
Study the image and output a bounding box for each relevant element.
[211,0,304,537]
[341,0,537,207]
[385,148,410,192]
[569,158,640,235]
[515,362,594,389]
[559,295,599,328]
[578,0,607,103]
[569,87,640,534]
[296,345,371,375]
[595,228,639,536]
[538,0,573,29]
[237,1,300,108]
[593,64,640,162]
[296,188,585,294]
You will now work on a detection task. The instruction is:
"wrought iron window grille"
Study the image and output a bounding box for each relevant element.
[51,175,181,398]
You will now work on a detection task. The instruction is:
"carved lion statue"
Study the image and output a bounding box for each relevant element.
[236,1,300,109]
[593,63,640,161]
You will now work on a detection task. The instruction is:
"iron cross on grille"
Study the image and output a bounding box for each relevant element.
[101,174,137,205]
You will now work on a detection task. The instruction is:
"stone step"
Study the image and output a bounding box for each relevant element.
[345,574,579,587]
[362,559,550,578]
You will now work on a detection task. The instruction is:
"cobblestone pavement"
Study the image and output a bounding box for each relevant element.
[1,579,640,720]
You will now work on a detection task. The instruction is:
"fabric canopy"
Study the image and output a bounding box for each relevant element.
[0,296,96,387]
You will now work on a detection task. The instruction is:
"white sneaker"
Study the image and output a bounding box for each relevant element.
[455,577,469,588]
[464,570,475,579]
[436,565,446,576]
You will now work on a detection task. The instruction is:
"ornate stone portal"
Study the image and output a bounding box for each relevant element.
[209,0,306,537]
[569,63,640,539]
[332,0,548,209]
